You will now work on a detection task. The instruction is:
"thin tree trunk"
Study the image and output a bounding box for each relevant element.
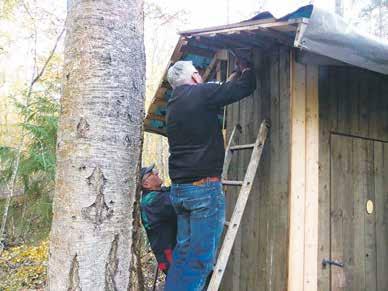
[378,0,383,37]
[335,0,344,16]
[48,0,145,290]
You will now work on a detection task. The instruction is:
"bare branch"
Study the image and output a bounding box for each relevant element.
[30,26,65,88]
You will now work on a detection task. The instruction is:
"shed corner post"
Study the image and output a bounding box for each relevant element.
[288,50,319,291]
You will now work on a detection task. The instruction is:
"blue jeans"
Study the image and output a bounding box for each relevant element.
[165,181,225,291]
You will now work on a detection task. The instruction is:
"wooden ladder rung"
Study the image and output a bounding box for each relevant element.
[222,180,243,186]
[224,221,237,227]
[229,143,255,151]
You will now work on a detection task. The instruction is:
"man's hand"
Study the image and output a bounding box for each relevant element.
[236,57,252,72]
[226,71,241,82]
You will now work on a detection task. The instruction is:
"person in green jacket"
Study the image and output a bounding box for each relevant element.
[140,164,177,273]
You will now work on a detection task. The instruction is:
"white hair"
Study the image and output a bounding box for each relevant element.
[167,61,197,89]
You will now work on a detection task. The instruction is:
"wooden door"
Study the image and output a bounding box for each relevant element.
[330,134,388,291]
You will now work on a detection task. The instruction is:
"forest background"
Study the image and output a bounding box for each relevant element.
[0,0,387,289]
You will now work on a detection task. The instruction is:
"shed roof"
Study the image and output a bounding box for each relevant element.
[144,5,388,136]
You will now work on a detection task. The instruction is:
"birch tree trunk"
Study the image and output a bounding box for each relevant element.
[48,0,145,290]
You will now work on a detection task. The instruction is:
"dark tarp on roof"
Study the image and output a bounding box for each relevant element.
[246,4,313,22]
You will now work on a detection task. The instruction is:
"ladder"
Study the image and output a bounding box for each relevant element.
[207,119,270,291]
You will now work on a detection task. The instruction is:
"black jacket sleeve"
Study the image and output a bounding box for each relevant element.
[202,69,256,108]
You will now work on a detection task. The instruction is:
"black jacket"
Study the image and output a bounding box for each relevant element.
[166,70,256,183]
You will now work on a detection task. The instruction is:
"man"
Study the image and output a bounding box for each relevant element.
[140,164,177,273]
[165,59,256,290]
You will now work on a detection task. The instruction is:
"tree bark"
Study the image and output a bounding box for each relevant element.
[48,0,145,290]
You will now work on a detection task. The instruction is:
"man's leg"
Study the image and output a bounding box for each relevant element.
[165,187,190,291]
[183,182,225,291]
[214,182,226,256]
[203,182,225,290]
[165,182,225,291]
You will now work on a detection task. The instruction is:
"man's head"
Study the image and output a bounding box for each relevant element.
[140,164,162,191]
[167,61,203,89]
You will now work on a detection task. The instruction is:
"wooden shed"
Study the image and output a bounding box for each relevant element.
[144,5,388,291]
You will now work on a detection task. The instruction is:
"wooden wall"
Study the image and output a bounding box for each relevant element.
[221,48,388,291]
[221,45,291,291]
[318,66,388,291]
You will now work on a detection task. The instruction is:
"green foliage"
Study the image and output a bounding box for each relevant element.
[0,191,52,244]
[18,96,59,185]
[0,93,59,244]
[1,94,59,193]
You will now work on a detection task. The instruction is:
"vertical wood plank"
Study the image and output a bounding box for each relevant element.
[277,45,291,291]
[246,48,263,291]
[337,67,352,134]
[349,138,365,291]
[328,67,338,133]
[374,142,388,291]
[244,48,262,291]
[304,64,319,291]
[231,59,243,291]
[330,134,353,291]
[258,50,272,291]
[381,75,388,139]
[237,58,251,291]
[350,138,366,291]
[267,46,280,291]
[358,70,370,138]
[288,55,306,291]
[364,140,376,291]
[317,66,331,291]
[222,53,239,291]
[367,72,378,140]
[349,69,361,136]
[230,97,241,291]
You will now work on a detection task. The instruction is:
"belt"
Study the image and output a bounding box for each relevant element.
[192,176,221,186]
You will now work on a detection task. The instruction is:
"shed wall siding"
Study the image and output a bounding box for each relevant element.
[318,66,388,291]
[221,46,291,291]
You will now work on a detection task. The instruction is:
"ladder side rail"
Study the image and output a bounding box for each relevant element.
[207,120,270,291]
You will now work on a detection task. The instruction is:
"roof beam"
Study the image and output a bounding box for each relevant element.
[243,29,294,46]
[202,55,220,81]
[182,45,216,58]
[146,99,167,113]
[202,50,229,81]
[203,35,249,49]
[180,17,278,35]
[295,50,349,66]
[154,87,168,100]
[147,113,166,122]
[217,33,267,49]
[181,18,307,38]
[143,125,167,136]
[189,37,227,50]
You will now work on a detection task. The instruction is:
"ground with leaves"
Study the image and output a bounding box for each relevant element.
[0,240,47,291]
[0,237,165,291]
